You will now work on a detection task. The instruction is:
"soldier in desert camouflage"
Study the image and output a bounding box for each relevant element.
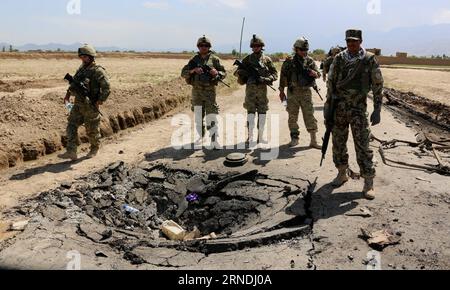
[58,44,111,161]
[279,37,322,148]
[234,35,278,146]
[181,36,226,149]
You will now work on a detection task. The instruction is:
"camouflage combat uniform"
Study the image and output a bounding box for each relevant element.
[236,52,278,114]
[181,51,226,138]
[322,47,344,81]
[322,56,334,79]
[326,48,384,178]
[280,54,320,139]
[66,62,110,154]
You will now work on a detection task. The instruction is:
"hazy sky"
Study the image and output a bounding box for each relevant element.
[1,0,450,52]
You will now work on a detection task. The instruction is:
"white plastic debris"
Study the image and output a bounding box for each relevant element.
[161,220,187,241]
[9,220,29,231]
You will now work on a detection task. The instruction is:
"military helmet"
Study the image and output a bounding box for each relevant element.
[197,35,212,47]
[78,44,97,57]
[250,35,265,48]
[346,29,363,41]
[293,37,309,51]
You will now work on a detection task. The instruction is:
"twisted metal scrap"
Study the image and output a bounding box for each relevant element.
[372,134,450,176]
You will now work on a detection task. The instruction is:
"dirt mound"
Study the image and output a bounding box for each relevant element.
[0,52,236,61]
[0,78,190,170]
[0,79,63,93]
[384,88,450,132]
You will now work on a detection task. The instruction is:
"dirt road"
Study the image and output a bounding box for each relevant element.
[0,78,449,270]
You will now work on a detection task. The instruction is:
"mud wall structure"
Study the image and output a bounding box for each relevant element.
[378,56,450,67]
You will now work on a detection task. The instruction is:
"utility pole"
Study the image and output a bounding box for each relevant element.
[239,17,246,59]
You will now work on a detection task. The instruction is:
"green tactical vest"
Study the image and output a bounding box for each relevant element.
[287,56,315,88]
[189,54,220,86]
[73,63,105,102]
[336,53,372,95]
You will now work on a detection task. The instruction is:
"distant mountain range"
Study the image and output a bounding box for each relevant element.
[0,42,125,52]
[1,24,449,56]
[361,24,450,56]
[220,24,450,56]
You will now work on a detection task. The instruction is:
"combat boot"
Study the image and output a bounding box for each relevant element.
[363,177,376,200]
[210,134,221,151]
[289,133,299,147]
[332,166,349,187]
[246,127,256,147]
[194,128,206,147]
[309,132,322,149]
[257,114,267,145]
[86,148,99,159]
[246,114,256,148]
[194,136,203,146]
[257,130,268,145]
[58,151,78,161]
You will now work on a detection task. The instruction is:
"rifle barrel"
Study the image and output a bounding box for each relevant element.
[233,61,276,91]
[320,156,326,167]
[219,79,231,88]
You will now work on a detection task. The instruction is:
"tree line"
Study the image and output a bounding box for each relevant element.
[1,45,19,52]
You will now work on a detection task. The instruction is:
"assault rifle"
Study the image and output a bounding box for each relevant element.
[294,58,323,101]
[64,73,103,116]
[188,60,231,88]
[320,94,339,166]
[313,81,324,101]
[233,59,276,91]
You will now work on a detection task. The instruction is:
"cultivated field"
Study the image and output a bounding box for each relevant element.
[381,67,450,105]
[0,56,237,170]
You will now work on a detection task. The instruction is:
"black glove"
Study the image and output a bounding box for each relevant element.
[370,109,381,126]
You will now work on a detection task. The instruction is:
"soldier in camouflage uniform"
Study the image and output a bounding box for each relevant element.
[181,36,226,148]
[234,35,278,146]
[58,44,111,161]
[325,29,384,200]
[279,37,321,148]
[322,46,343,82]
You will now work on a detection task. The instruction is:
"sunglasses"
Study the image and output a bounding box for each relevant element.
[252,45,263,48]
[198,44,211,48]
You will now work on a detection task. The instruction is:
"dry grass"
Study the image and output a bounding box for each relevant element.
[0,57,237,89]
[382,67,450,106]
